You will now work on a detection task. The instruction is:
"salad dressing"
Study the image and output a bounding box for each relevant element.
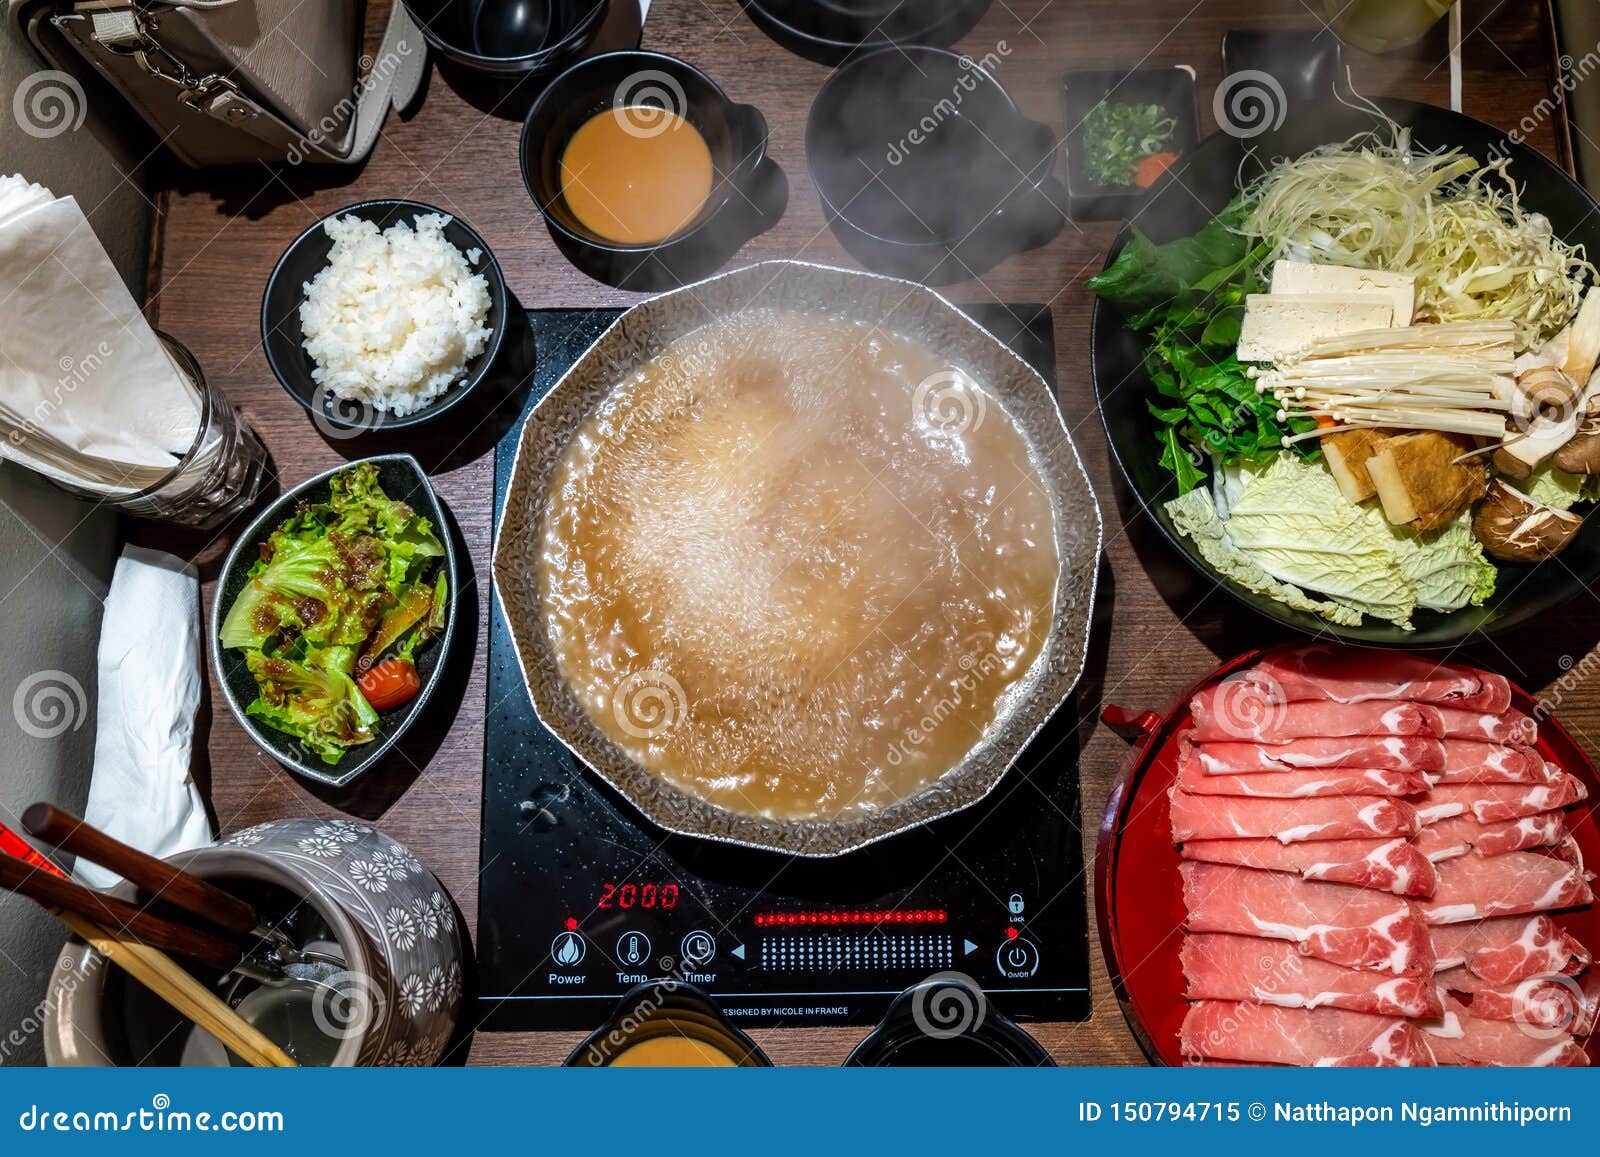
[537,311,1059,822]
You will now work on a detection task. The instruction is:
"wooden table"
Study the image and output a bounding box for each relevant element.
[142,0,1591,1065]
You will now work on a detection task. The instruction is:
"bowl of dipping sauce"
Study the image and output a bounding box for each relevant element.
[521,51,783,290]
[402,0,611,78]
[844,977,1055,1067]
[566,982,771,1067]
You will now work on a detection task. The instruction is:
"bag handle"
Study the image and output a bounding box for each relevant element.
[82,0,424,164]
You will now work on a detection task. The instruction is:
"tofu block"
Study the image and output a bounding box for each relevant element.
[1366,431,1488,531]
[1270,260,1418,327]
[1321,427,1394,504]
[1236,294,1395,363]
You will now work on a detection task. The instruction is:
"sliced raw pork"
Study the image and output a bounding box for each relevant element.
[1420,851,1593,924]
[1182,934,1442,1017]
[1175,762,1427,799]
[1429,741,1552,785]
[1414,812,1567,862]
[1169,791,1420,844]
[1417,776,1587,824]
[1189,688,1434,743]
[1180,861,1434,975]
[1431,915,1592,985]
[1436,969,1600,1036]
[1420,705,1538,745]
[1420,997,1588,1066]
[1181,1001,1435,1066]
[1180,836,1437,898]
[1244,646,1511,712]
[1185,734,1444,774]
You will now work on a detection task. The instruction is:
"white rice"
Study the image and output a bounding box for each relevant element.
[298,213,492,416]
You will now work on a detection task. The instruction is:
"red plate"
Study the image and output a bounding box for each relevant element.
[1095,645,1600,1066]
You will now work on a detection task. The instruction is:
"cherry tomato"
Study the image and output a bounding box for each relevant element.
[358,658,421,710]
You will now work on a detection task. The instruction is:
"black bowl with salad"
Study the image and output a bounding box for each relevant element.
[1089,96,1600,646]
[211,456,458,787]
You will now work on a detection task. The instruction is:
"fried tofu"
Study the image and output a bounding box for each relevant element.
[1321,428,1394,504]
[1366,432,1488,531]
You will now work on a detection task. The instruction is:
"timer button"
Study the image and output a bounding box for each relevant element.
[995,937,1039,979]
[680,930,716,967]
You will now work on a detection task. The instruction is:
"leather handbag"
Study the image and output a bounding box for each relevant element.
[10,0,425,167]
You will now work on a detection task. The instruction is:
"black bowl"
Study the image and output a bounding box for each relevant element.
[261,199,510,433]
[520,51,784,291]
[806,46,1064,285]
[1090,97,1600,647]
[843,978,1055,1067]
[402,0,610,77]
[210,455,460,788]
[740,0,992,67]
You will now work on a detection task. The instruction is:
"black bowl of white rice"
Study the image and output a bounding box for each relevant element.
[261,199,510,433]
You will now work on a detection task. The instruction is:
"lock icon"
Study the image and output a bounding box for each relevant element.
[1007,893,1025,916]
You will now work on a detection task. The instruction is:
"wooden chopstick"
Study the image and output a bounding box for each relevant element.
[22,803,260,937]
[0,852,242,972]
[56,910,297,1068]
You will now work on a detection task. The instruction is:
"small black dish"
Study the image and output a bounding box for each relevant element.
[402,0,610,77]
[807,46,1065,285]
[520,51,784,292]
[1062,66,1200,221]
[844,978,1056,1067]
[210,455,459,789]
[1221,27,1347,112]
[565,983,772,1067]
[261,199,510,434]
[740,0,993,67]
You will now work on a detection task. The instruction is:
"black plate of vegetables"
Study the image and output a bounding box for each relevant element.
[1089,97,1600,647]
[211,455,458,786]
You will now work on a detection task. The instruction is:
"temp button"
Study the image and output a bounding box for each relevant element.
[995,937,1039,979]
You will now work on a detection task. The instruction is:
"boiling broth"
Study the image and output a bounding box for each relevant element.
[558,107,713,245]
[538,311,1058,822]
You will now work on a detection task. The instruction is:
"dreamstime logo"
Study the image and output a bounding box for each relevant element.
[1213,70,1287,139]
[910,972,987,1039]
[1510,974,1590,1041]
[310,971,386,1042]
[611,669,688,739]
[1207,671,1287,740]
[1507,367,1588,436]
[311,384,383,440]
[912,369,986,436]
[13,71,86,139]
[612,71,688,139]
[13,670,88,740]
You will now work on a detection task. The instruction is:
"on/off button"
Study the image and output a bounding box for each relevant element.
[995,937,1039,979]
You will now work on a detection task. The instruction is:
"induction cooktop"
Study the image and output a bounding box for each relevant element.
[476,304,1092,1032]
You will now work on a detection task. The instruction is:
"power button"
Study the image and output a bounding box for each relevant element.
[995,937,1040,979]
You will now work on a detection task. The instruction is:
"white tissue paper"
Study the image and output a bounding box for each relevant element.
[0,174,201,493]
[77,545,212,890]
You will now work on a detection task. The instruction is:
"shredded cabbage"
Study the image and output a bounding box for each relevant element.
[1240,126,1594,351]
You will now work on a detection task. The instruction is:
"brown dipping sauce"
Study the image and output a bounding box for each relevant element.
[606,1037,737,1067]
[558,107,714,245]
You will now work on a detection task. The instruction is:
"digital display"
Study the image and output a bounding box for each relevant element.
[598,881,679,911]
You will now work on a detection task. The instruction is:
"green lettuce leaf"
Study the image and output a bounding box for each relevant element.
[1519,464,1587,512]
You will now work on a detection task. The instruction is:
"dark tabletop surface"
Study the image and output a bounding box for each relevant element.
[139,0,1595,1065]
